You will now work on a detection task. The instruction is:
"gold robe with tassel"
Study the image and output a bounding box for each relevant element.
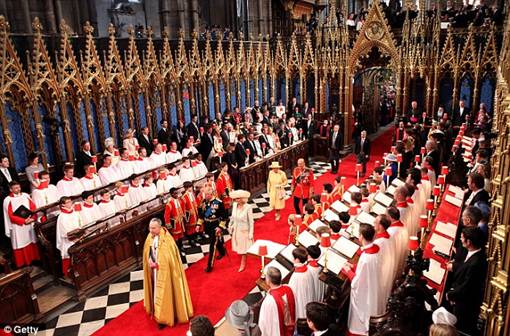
[143,227,193,326]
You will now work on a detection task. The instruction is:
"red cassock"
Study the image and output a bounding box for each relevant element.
[216,172,233,209]
[292,167,314,199]
[163,198,185,240]
[313,204,323,219]
[182,191,200,235]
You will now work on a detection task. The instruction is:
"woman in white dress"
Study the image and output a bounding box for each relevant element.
[229,189,254,272]
[122,129,140,157]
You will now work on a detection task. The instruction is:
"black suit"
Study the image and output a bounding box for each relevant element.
[220,130,229,149]
[426,149,441,176]
[446,250,487,335]
[234,142,247,168]
[75,150,92,177]
[137,133,153,155]
[355,137,371,174]
[464,189,490,207]
[0,167,19,197]
[329,130,343,173]
[199,133,214,168]
[453,107,471,126]
[186,122,200,141]
[303,119,316,138]
[157,127,172,147]
[243,140,257,164]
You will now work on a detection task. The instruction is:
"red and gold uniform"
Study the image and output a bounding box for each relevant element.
[331,183,344,202]
[313,203,323,219]
[291,167,314,200]
[216,171,234,209]
[182,190,200,235]
[163,197,185,240]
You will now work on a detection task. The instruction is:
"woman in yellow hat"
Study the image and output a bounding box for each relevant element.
[267,161,287,220]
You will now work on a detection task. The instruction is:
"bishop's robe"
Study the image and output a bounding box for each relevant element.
[259,285,296,336]
[143,227,193,326]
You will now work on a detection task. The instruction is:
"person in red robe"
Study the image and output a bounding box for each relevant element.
[292,158,315,214]
[216,163,233,210]
[163,188,185,249]
[182,181,200,246]
[331,176,345,202]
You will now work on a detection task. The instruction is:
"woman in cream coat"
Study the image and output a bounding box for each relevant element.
[229,190,254,272]
[267,161,287,220]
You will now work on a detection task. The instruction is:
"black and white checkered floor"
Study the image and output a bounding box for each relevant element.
[37,161,332,336]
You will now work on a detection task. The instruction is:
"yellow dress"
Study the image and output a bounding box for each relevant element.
[267,170,288,210]
[143,227,193,326]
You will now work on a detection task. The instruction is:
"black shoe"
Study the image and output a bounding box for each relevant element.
[216,253,225,260]
[158,324,166,330]
[205,266,212,273]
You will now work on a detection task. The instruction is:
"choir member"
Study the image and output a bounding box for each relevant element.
[79,164,103,191]
[216,163,234,210]
[156,168,172,195]
[303,203,316,229]
[127,175,145,206]
[306,245,326,302]
[149,143,167,168]
[116,147,135,180]
[56,197,82,276]
[394,185,415,235]
[288,247,315,322]
[182,181,199,246]
[142,174,157,202]
[179,159,195,183]
[113,182,132,211]
[104,137,120,165]
[2,181,39,267]
[329,220,342,241]
[80,191,103,225]
[258,266,296,336]
[373,214,396,315]
[191,153,208,179]
[166,141,182,163]
[350,192,363,215]
[168,164,183,189]
[98,190,116,218]
[31,170,59,208]
[343,224,381,336]
[98,155,120,186]
[386,206,409,280]
[182,137,199,158]
[338,211,351,230]
[164,188,185,247]
[56,164,84,197]
[310,195,323,219]
[359,186,371,213]
[134,147,152,175]
[330,176,345,202]
[323,183,334,209]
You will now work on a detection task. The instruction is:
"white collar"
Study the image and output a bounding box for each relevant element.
[314,330,329,336]
[465,248,481,262]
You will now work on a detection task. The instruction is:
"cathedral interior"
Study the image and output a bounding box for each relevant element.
[0,0,509,335]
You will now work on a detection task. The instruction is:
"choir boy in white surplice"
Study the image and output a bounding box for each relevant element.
[182,139,199,158]
[80,191,104,225]
[156,168,172,195]
[373,214,397,315]
[80,164,103,191]
[3,181,40,267]
[288,247,315,321]
[98,190,116,218]
[31,170,59,208]
[56,197,82,276]
[142,174,158,202]
[191,154,208,180]
[116,148,135,180]
[179,159,196,183]
[420,167,432,200]
[168,165,183,189]
[394,185,415,235]
[113,182,132,211]
[56,164,84,197]
[166,142,182,164]
[134,147,153,175]
[149,144,167,169]
[306,245,326,302]
[258,266,296,336]
[386,206,409,281]
[98,155,120,186]
[342,223,381,336]
[127,175,145,206]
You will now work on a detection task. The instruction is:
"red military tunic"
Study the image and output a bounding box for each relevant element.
[292,167,314,200]
[163,197,185,240]
[216,172,234,209]
[331,184,344,202]
[182,190,200,235]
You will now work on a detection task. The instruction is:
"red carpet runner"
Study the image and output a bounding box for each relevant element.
[93,127,394,336]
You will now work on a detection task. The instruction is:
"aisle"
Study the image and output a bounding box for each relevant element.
[93,127,393,336]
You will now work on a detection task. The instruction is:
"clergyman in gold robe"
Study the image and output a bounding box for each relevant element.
[143,217,193,327]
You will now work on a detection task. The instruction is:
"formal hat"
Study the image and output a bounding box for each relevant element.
[225,300,254,333]
[230,189,251,200]
[432,307,457,326]
[385,153,397,162]
[104,137,114,147]
[269,161,282,169]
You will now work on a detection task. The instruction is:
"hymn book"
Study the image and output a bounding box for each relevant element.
[429,233,453,256]
[371,202,387,216]
[435,221,457,239]
[309,219,326,232]
[355,211,376,226]
[280,244,297,263]
[332,236,360,259]
[374,192,393,207]
[423,258,446,285]
[342,191,352,204]
[391,178,405,187]
[247,240,286,259]
[297,230,319,247]
[323,209,340,222]
[444,194,463,208]
[318,249,348,275]
[331,200,349,213]
[264,259,290,279]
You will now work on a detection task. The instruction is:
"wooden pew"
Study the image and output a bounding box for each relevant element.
[0,269,39,323]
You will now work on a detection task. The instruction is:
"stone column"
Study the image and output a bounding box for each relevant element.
[191,0,199,31]
[20,0,32,34]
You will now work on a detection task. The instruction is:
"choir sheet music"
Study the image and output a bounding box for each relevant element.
[332,236,360,259]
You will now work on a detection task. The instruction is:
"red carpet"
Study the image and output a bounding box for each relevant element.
[93,127,394,335]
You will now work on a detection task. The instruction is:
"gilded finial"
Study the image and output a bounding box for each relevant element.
[84,21,94,35]
[108,23,116,36]
[32,17,43,33]
[146,25,153,38]
[0,15,8,30]
[60,19,71,35]
[127,25,134,37]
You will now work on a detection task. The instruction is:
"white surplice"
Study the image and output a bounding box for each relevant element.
[114,193,132,211]
[179,167,195,183]
[387,221,409,281]
[127,184,145,206]
[142,184,158,202]
[116,159,135,180]
[373,232,396,315]
[156,178,172,195]
[192,162,208,180]
[288,264,315,320]
[80,175,103,191]
[98,200,117,218]
[56,177,84,197]
[56,209,82,258]
[149,152,167,169]
[3,193,37,249]
[168,174,183,189]
[80,202,104,226]
[307,260,327,302]
[98,165,121,186]
[166,150,182,164]
[32,184,59,208]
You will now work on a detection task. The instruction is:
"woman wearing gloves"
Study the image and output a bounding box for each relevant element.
[228,190,254,272]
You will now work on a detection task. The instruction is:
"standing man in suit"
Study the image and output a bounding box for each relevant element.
[288,97,299,119]
[446,227,487,335]
[329,124,342,174]
[425,140,441,176]
[219,123,230,151]
[355,130,371,176]
[199,124,214,170]
[138,126,153,155]
[305,302,338,336]
[453,100,471,126]
[0,154,19,246]
[187,115,200,141]
[157,120,172,148]
[243,132,258,164]
[234,134,248,168]
[464,172,490,206]
[75,141,93,177]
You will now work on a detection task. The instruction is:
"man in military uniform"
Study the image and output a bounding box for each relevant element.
[198,188,227,273]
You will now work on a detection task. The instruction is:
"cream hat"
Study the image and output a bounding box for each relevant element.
[432,307,457,326]
[230,189,251,200]
[269,161,282,169]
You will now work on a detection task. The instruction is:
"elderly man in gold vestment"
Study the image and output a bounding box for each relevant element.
[143,218,193,328]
